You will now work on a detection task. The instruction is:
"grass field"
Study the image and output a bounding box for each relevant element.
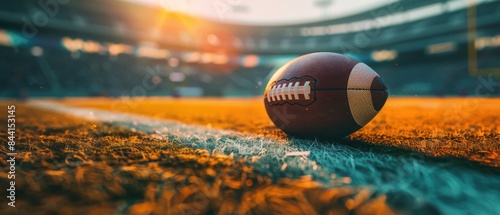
[1,97,500,215]
[60,97,500,166]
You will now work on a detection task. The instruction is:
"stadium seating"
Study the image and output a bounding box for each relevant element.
[0,0,498,97]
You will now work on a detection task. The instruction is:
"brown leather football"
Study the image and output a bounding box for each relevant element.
[264,52,388,139]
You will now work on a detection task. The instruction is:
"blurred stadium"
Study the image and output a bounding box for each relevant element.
[1,0,499,98]
[1,1,500,215]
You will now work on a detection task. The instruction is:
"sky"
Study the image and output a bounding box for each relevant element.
[125,0,395,25]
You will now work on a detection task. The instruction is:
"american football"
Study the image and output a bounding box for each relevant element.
[264,52,388,138]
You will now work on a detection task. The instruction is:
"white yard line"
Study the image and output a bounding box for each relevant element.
[30,100,306,157]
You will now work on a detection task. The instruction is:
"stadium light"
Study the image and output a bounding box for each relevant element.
[61,37,83,52]
[475,35,500,50]
[212,54,229,65]
[107,43,133,56]
[182,52,201,63]
[241,54,259,68]
[137,42,170,59]
[169,72,186,82]
[371,50,397,62]
[427,42,456,54]
[207,34,220,46]
[201,53,213,64]
[0,30,12,47]
[82,40,101,53]
[30,46,43,57]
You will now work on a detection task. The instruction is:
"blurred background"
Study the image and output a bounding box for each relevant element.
[1,0,499,98]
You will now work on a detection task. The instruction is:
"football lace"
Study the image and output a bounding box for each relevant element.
[267,81,311,102]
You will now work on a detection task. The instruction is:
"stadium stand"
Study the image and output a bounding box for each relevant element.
[0,0,499,97]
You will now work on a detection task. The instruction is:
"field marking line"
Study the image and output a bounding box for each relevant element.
[29,100,307,157]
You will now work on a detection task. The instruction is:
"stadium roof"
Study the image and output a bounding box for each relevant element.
[124,0,395,26]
